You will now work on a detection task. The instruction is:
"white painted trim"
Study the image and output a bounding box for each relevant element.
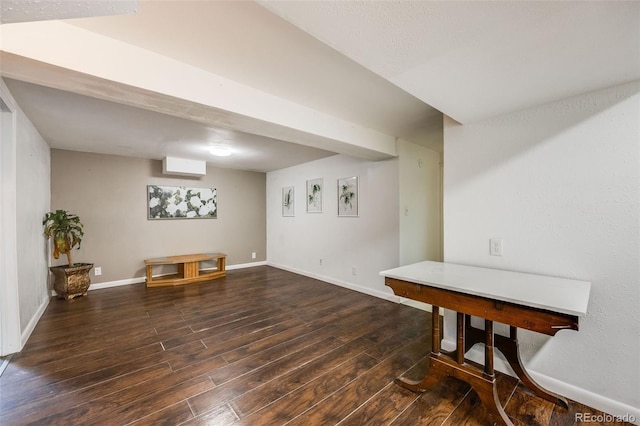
[267,262,398,303]
[267,263,442,316]
[227,261,267,270]
[530,370,640,423]
[144,260,437,313]
[20,297,48,348]
[86,261,268,291]
[0,81,21,356]
[89,277,145,291]
[0,354,12,378]
[442,338,640,423]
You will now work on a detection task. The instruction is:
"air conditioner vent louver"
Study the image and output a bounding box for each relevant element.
[162,157,206,177]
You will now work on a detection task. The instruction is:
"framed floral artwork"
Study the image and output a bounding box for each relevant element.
[147,185,217,219]
[282,186,295,217]
[306,178,323,213]
[337,176,358,217]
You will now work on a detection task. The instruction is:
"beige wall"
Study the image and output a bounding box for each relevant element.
[398,139,442,266]
[51,149,266,284]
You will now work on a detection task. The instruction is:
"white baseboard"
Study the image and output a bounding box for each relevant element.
[267,262,398,303]
[442,338,639,423]
[529,370,639,423]
[21,296,49,348]
[89,276,145,290]
[0,354,12,377]
[268,263,444,316]
[87,261,268,291]
[227,261,267,270]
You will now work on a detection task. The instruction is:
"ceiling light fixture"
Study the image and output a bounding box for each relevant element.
[209,145,232,157]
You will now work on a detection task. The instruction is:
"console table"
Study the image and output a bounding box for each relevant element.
[380,261,591,426]
[144,253,226,287]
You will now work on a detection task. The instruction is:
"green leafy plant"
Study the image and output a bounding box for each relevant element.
[43,210,84,267]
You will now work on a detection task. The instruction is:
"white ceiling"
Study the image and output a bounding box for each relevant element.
[2,78,338,172]
[262,0,640,123]
[0,0,138,24]
[1,0,638,173]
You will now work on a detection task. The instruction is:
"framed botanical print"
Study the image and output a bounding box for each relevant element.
[282,186,295,217]
[337,176,358,217]
[306,178,323,213]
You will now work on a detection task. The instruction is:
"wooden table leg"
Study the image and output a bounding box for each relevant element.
[476,319,513,425]
[395,306,442,392]
[394,309,513,425]
[496,327,569,408]
[456,312,465,364]
[484,319,494,377]
[465,321,569,408]
[422,352,513,426]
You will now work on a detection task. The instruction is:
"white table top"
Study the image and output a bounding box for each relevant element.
[380,261,591,317]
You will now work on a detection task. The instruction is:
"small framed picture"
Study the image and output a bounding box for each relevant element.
[337,176,358,217]
[306,178,323,213]
[282,186,295,217]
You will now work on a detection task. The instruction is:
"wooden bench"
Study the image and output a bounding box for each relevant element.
[144,253,226,287]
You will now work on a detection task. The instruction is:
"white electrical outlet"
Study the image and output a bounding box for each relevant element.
[351,266,357,276]
[490,239,503,256]
[94,267,102,276]
[319,258,323,266]
[251,252,256,259]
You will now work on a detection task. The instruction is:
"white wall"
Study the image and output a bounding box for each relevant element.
[267,154,399,300]
[0,78,50,353]
[443,80,640,417]
[16,100,51,337]
[398,139,442,265]
[0,82,21,356]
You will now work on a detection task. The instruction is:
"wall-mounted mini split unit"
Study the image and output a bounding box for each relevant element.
[162,157,206,177]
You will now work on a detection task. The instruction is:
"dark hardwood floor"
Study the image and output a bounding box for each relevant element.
[0,266,626,425]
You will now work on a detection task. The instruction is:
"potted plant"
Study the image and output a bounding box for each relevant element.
[43,209,93,300]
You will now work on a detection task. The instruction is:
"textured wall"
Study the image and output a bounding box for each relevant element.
[0,78,50,352]
[50,150,266,284]
[16,97,51,334]
[443,81,640,415]
[398,139,442,266]
[267,154,400,300]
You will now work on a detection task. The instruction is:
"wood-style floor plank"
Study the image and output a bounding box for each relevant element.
[228,336,375,417]
[0,266,627,425]
[233,353,380,425]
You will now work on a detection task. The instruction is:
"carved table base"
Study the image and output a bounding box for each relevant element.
[386,278,579,426]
